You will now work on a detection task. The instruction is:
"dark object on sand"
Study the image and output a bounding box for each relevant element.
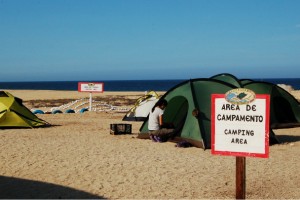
[175,141,193,148]
[110,124,132,135]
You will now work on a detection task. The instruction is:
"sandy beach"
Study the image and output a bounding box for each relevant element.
[0,90,300,199]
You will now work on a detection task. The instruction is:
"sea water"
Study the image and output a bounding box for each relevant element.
[0,78,300,91]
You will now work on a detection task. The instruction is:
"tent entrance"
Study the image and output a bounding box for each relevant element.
[163,96,188,135]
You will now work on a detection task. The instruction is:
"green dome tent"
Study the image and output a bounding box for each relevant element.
[0,91,49,128]
[138,73,300,149]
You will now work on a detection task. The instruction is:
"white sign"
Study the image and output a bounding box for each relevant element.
[78,82,104,93]
[211,92,270,158]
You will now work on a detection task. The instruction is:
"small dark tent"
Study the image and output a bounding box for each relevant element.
[0,91,49,128]
[138,73,300,149]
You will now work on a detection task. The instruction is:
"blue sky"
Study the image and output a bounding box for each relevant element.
[1,0,300,81]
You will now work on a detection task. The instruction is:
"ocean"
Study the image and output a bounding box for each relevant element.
[0,78,300,91]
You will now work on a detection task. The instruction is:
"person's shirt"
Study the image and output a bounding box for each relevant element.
[148,107,164,131]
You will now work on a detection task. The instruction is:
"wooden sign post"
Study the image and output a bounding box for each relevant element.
[236,156,246,199]
[78,82,104,111]
[211,88,270,199]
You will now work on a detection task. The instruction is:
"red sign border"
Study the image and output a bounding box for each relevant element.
[78,82,104,93]
[211,94,270,158]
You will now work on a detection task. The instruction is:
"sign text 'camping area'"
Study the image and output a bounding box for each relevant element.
[211,88,270,158]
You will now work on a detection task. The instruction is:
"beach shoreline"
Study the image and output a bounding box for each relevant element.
[4,88,300,100]
[0,89,299,199]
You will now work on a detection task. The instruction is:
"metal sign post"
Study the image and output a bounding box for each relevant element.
[89,92,92,111]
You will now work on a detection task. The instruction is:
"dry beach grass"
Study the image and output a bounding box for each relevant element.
[0,90,299,199]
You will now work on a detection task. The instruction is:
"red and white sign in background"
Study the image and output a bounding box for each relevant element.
[78,82,104,111]
[78,82,104,93]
